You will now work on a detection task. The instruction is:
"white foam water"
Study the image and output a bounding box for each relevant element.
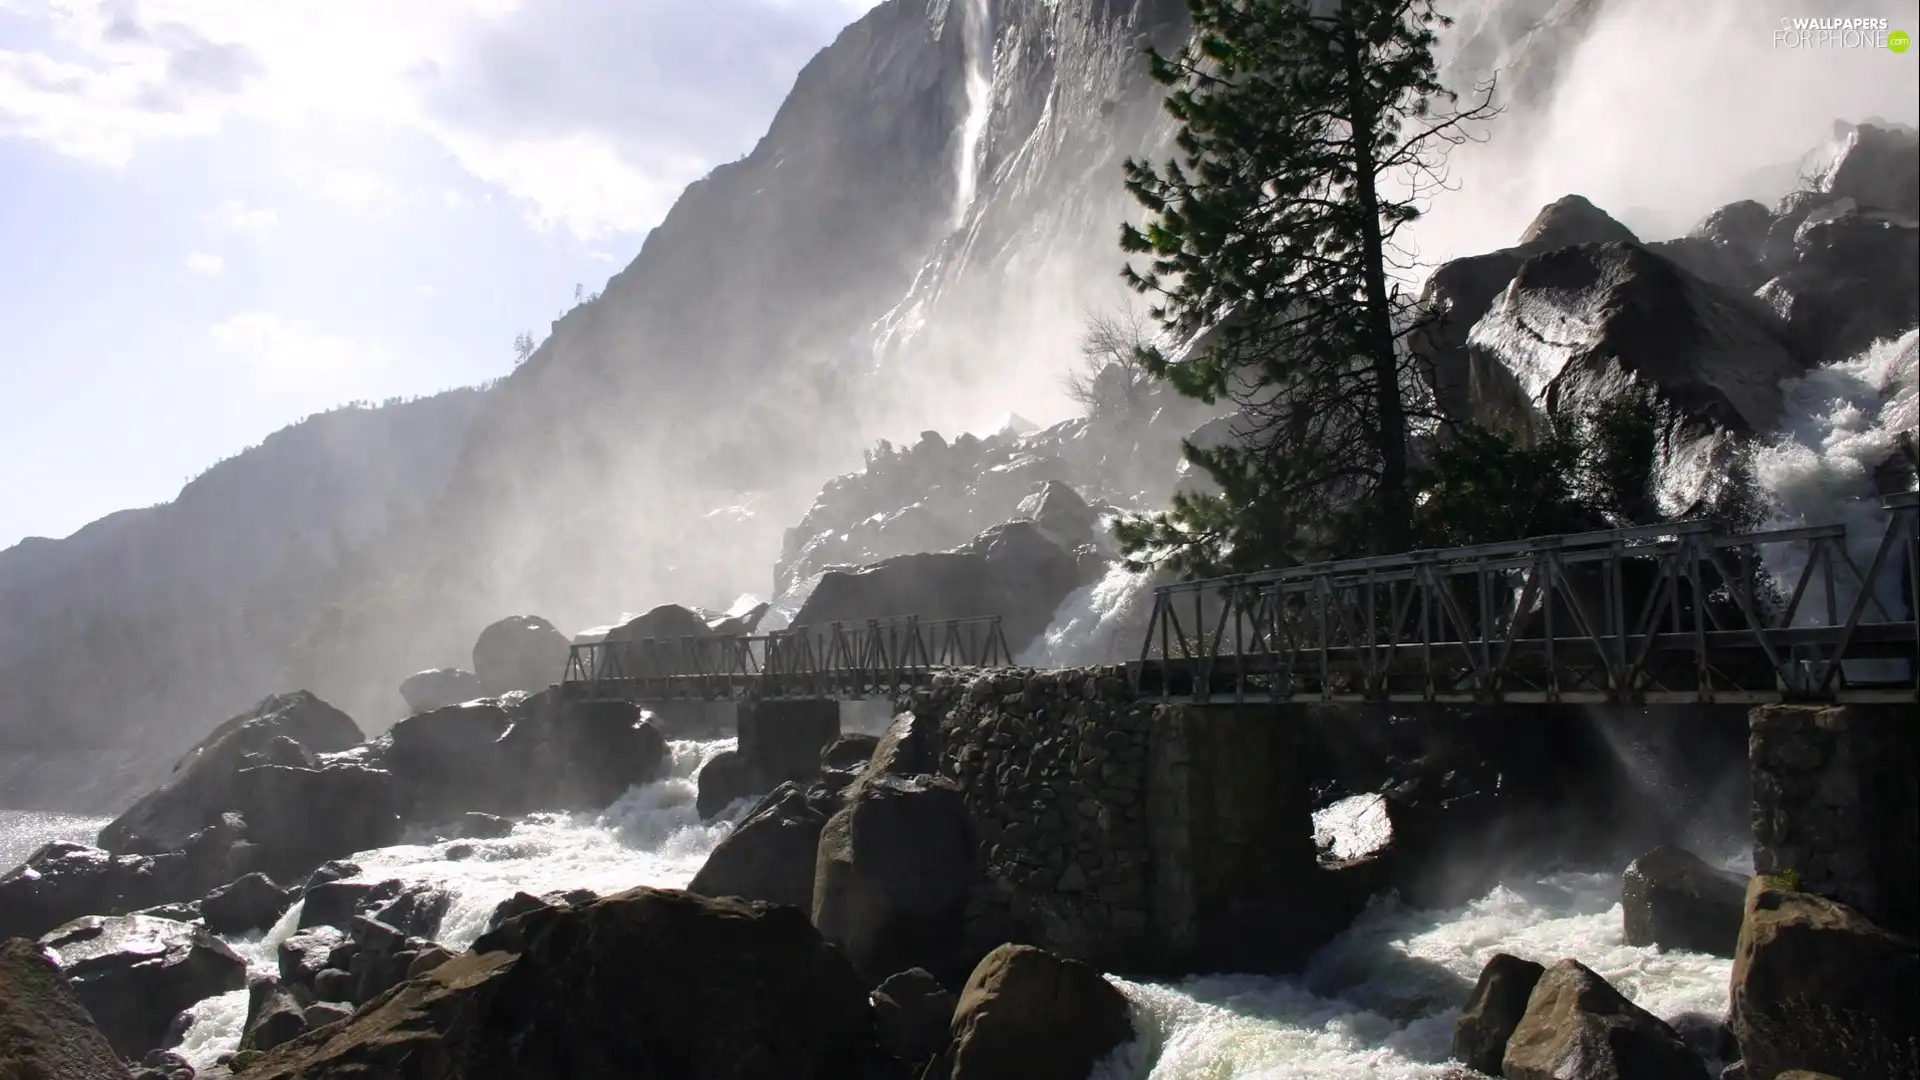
[1020,561,1159,668]
[1755,329,1919,625]
[1096,871,1735,1079]
[173,738,748,1070]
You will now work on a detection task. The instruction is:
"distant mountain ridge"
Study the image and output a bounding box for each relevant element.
[0,0,1658,811]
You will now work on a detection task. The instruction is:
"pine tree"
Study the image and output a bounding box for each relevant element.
[1115,0,1496,574]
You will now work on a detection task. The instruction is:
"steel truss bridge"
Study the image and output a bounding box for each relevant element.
[1130,492,1920,706]
[559,614,1016,702]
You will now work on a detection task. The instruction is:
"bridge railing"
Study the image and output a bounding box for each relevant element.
[561,614,1015,701]
[1131,491,1919,705]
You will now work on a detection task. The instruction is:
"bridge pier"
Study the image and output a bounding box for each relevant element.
[1751,703,1918,936]
[1146,703,1325,974]
[736,699,842,786]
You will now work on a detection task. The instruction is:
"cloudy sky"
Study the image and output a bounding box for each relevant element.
[0,0,882,547]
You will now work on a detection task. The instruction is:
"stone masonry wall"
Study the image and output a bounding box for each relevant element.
[1750,703,1918,937]
[901,667,1161,972]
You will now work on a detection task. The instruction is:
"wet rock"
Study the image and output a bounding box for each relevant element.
[934,943,1133,1080]
[136,1049,193,1080]
[1470,241,1804,433]
[1411,194,1639,420]
[39,914,248,1059]
[1757,200,1919,364]
[370,883,452,941]
[377,701,515,823]
[225,762,404,885]
[872,967,956,1066]
[696,749,767,820]
[99,691,364,856]
[479,888,601,946]
[301,860,361,892]
[821,733,880,779]
[1015,480,1100,549]
[446,812,515,840]
[0,843,185,941]
[297,878,403,931]
[408,944,455,978]
[1622,846,1748,957]
[303,1001,353,1029]
[312,968,356,1003]
[737,700,841,788]
[813,772,974,983]
[689,782,829,911]
[199,872,294,936]
[399,667,484,714]
[1730,877,1920,1080]
[1452,952,1546,1074]
[0,937,133,1080]
[244,888,887,1080]
[278,925,348,991]
[472,615,571,696]
[1502,958,1709,1080]
[1803,119,1920,218]
[241,974,311,1053]
[866,710,939,780]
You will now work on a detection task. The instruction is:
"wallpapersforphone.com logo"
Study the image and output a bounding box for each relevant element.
[1772,16,1911,51]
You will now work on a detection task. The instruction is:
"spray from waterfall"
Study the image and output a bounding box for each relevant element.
[1754,329,1919,624]
[952,0,995,230]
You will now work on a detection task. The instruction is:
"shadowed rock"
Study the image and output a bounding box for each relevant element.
[1452,952,1546,1074]
[98,691,364,856]
[689,782,829,911]
[1731,877,1920,1080]
[1502,958,1708,1080]
[244,888,889,1080]
[1621,846,1747,957]
[39,914,247,1059]
[930,943,1133,1080]
[399,667,483,715]
[0,938,133,1080]
[472,615,570,697]
[813,772,974,983]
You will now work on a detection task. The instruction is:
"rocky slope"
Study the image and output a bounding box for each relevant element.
[0,391,486,810]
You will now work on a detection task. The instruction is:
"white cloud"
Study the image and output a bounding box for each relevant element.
[208,312,387,393]
[285,160,400,215]
[184,251,225,275]
[415,283,439,297]
[0,0,879,239]
[204,199,279,233]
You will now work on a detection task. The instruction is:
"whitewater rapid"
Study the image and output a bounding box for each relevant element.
[174,737,746,1070]
[157,737,1735,1077]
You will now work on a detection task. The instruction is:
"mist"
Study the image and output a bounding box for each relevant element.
[5,0,1917,808]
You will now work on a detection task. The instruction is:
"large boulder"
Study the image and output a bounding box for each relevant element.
[377,701,515,823]
[1803,119,1920,219]
[198,871,294,936]
[398,668,484,715]
[695,749,766,821]
[1412,194,1639,420]
[688,782,829,911]
[1502,958,1709,1080]
[930,943,1134,1080]
[1730,877,1920,1080]
[813,772,974,983]
[0,842,186,942]
[225,762,404,883]
[871,967,956,1067]
[471,615,571,696]
[792,520,1084,656]
[1014,480,1100,549]
[0,938,133,1080]
[491,694,671,814]
[241,973,312,1054]
[244,888,889,1080]
[1758,199,1919,364]
[1452,952,1546,1075]
[39,914,247,1059]
[98,691,364,856]
[1621,846,1747,957]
